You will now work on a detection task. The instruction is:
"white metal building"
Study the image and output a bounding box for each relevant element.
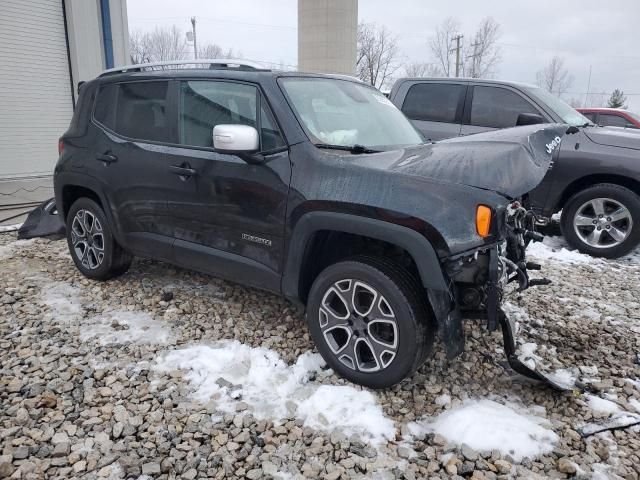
[0,0,129,179]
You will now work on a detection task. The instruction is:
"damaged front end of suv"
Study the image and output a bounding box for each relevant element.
[421,124,567,389]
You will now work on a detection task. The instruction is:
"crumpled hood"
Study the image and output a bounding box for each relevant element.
[378,124,568,199]
[583,126,640,151]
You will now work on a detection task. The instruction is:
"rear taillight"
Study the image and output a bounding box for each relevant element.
[58,139,64,156]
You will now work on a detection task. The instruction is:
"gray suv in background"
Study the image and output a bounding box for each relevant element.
[389,78,640,258]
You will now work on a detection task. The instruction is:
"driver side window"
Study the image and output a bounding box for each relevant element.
[179,81,257,148]
[179,80,286,151]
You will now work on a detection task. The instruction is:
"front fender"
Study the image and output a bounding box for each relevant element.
[281,211,449,302]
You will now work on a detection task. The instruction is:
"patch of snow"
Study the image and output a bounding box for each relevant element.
[154,341,395,445]
[518,342,543,370]
[586,394,621,415]
[527,238,597,265]
[625,378,640,389]
[81,310,173,345]
[591,463,621,480]
[0,238,37,260]
[297,385,395,444]
[547,368,577,389]
[628,397,640,413]
[434,394,451,407]
[407,399,558,461]
[40,282,84,321]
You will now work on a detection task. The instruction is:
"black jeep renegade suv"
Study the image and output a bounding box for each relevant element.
[54,61,566,389]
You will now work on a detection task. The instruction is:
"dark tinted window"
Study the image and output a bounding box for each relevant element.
[260,102,286,151]
[582,112,597,122]
[180,81,257,148]
[599,113,629,128]
[401,83,464,123]
[113,81,171,142]
[93,84,118,130]
[470,86,540,128]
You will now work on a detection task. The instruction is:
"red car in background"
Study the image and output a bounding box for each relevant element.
[577,107,640,129]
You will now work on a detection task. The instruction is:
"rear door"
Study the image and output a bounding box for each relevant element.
[398,82,467,141]
[91,80,196,260]
[460,84,545,136]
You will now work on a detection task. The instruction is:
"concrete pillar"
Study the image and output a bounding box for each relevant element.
[298,0,358,75]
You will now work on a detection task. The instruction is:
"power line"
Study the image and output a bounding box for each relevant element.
[130,15,297,31]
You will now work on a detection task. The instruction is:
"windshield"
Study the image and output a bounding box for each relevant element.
[525,86,592,127]
[279,77,424,149]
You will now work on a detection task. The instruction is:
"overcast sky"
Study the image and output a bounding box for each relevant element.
[127,0,640,110]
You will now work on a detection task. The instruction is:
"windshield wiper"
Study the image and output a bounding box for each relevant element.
[315,143,381,154]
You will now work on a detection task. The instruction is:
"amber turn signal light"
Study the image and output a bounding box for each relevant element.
[476,205,492,237]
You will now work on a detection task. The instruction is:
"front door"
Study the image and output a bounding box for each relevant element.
[169,79,291,290]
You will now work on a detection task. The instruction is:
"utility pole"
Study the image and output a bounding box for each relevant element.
[584,65,592,107]
[449,34,463,77]
[191,17,198,60]
[466,41,480,78]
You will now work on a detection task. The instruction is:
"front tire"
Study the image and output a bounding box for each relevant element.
[66,198,132,280]
[306,256,435,389]
[561,184,640,258]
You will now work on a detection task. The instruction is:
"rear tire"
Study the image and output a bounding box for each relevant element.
[66,198,132,280]
[306,256,435,389]
[561,184,640,258]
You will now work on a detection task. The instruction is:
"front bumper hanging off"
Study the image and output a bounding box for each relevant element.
[486,247,569,391]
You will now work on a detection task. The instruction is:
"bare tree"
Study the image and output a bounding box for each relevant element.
[428,17,460,77]
[198,44,224,59]
[536,56,574,97]
[568,98,583,108]
[356,22,402,89]
[403,62,441,78]
[129,30,153,64]
[464,18,501,78]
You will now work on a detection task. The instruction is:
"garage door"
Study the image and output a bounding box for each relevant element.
[0,0,74,178]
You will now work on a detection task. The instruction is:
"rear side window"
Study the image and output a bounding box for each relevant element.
[470,86,539,128]
[598,113,628,128]
[401,83,464,123]
[115,82,171,142]
[94,81,173,142]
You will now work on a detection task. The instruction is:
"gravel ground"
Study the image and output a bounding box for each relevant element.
[1,233,639,480]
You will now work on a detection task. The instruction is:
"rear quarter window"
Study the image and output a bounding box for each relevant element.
[94,81,175,143]
[401,83,464,123]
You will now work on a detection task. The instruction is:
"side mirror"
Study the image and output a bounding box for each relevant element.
[516,113,545,126]
[213,124,259,153]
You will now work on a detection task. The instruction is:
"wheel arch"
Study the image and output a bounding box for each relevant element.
[55,173,123,245]
[555,174,640,211]
[281,212,449,305]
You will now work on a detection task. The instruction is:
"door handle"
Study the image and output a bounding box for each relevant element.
[169,165,197,177]
[96,153,118,164]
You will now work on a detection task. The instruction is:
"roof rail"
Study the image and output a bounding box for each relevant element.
[100,58,268,77]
